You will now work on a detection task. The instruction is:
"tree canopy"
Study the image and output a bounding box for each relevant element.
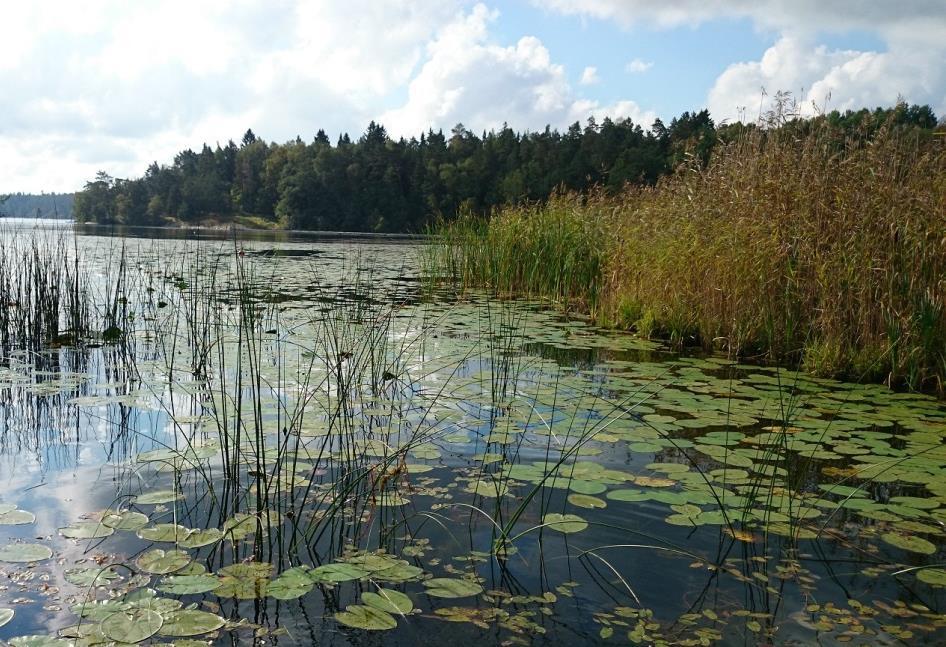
[73,103,939,232]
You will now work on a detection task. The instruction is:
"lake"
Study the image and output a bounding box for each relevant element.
[0,220,944,645]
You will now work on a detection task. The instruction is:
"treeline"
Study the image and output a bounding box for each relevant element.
[0,193,74,219]
[73,103,939,232]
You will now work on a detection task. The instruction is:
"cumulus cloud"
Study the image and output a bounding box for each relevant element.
[534,0,946,41]
[625,58,653,74]
[0,0,464,192]
[580,66,600,85]
[538,0,946,122]
[380,4,655,137]
[708,36,946,122]
[1,0,661,192]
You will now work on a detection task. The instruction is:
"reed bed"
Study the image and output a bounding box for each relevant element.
[0,229,90,353]
[430,115,946,393]
[424,199,606,311]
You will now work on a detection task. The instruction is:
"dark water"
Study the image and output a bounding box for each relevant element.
[0,222,944,645]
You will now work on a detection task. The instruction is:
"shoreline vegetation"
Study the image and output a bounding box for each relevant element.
[69,99,946,393]
[72,102,937,233]
[427,103,946,394]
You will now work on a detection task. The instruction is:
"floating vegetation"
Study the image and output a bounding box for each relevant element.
[0,228,945,644]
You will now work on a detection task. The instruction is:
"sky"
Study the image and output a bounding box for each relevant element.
[1,0,944,193]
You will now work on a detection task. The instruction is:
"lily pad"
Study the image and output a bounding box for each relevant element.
[101,608,164,642]
[362,589,414,615]
[137,524,189,543]
[158,609,227,636]
[156,574,221,595]
[60,521,114,540]
[311,562,368,584]
[542,513,589,533]
[918,568,946,586]
[8,637,75,646]
[215,562,272,599]
[0,608,12,627]
[0,543,52,563]
[567,493,606,509]
[136,490,183,505]
[0,508,35,525]
[423,577,484,599]
[881,532,937,555]
[178,527,224,548]
[335,604,398,630]
[65,567,121,587]
[267,567,314,600]
[102,511,149,531]
[135,549,191,574]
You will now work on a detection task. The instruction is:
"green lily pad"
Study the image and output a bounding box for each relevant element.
[135,549,191,574]
[881,532,937,555]
[817,484,866,498]
[178,528,224,548]
[542,513,589,533]
[568,480,608,495]
[267,567,314,600]
[136,490,183,505]
[215,562,272,599]
[60,521,114,539]
[0,543,52,563]
[65,567,121,587]
[335,604,398,630]
[158,609,227,636]
[889,496,939,510]
[567,493,606,509]
[137,524,189,542]
[918,568,946,586]
[0,608,12,627]
[311,562,368,584]
[8,637,74,646]
[423,577,483,599]
[0,508,35,525]
[607,489,650,502]
[156,574,221,595]
[362,589,413,615]
[101,608,163,642]
[102,511,149,531]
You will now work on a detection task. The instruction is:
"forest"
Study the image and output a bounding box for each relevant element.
[73,104,938,232]
[0,193,74,219]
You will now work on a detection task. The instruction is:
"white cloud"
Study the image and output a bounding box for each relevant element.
[380,4,656,137]
[539,1,946,123]
[534,0,946,42]
[708,36,946,123]
[580,66,600,85]
[625,58,653,74]
[0,0,465,192]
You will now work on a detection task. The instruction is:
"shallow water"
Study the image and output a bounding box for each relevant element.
[0,222,945,645]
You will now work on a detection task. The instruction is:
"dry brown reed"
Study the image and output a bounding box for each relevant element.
[432,113,946,392]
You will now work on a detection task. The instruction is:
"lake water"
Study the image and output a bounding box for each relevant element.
[0,221,945,645]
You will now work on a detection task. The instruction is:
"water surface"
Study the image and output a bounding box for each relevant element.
[0,222,944,645]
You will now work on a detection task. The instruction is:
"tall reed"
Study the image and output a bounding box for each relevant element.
[429,114,946,393]
[424,198,606,312]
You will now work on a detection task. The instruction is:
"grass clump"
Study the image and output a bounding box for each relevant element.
[425,196,607,312]
[430,111,946,393]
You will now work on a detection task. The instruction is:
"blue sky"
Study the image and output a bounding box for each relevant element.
[494,7,773,119]
[0,1,942,192]
[494,6,888,120]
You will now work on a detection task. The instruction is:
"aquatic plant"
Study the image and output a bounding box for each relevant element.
[1,230,946,645]
[429,113,946,394]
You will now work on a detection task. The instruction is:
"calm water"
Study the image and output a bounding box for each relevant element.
[0,221,945,645]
